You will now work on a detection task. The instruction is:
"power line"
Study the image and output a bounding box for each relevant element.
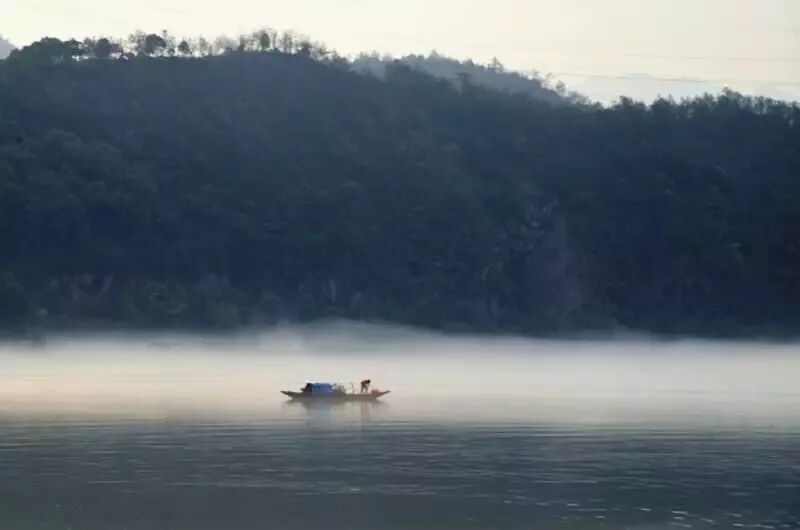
[335,30,800,64]
[546,71,800,88]
[528,50,800,64]
[7,5,800,89]
[141,4,194,15]
[9,3,131,26]
[15,5,800,65]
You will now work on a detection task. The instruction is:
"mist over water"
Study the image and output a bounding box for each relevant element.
[2,322,798,424]
[1,322,799,529]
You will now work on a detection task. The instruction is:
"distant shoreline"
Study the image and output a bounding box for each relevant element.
[4,317,799,344]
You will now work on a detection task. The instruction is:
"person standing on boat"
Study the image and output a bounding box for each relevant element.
[360,379,371,393]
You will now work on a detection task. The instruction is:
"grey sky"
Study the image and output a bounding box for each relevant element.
[2,0,799,101]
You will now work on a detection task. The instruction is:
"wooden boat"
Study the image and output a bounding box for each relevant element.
[281,381,390,401]
[281,390,390,401]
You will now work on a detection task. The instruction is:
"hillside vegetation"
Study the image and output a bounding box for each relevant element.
[0,33,798,335]
[352,51,572,104]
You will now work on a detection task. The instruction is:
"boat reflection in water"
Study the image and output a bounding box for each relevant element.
[283,394,387,425]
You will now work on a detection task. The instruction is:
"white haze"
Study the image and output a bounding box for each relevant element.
[1,322,798,429]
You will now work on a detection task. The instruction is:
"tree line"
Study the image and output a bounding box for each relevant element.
[6,29,343,66]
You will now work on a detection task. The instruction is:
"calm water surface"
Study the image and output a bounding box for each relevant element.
[1,325,798,530]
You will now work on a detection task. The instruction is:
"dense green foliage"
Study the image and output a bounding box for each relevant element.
[352,52,573,104]
[1,35,798,335]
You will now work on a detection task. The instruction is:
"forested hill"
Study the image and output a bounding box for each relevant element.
[351,52,570,104]
[0,35,798,336]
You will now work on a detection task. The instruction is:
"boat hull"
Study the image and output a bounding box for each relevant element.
[281,390,390,401]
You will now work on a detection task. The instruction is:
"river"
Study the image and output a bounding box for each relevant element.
[1,323,798,529]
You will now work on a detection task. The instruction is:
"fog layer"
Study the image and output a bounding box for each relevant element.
[1,323,797,427]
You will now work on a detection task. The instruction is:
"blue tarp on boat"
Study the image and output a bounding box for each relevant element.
[307,382,334,395]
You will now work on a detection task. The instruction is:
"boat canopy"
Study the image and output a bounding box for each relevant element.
[305,382,334,395]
